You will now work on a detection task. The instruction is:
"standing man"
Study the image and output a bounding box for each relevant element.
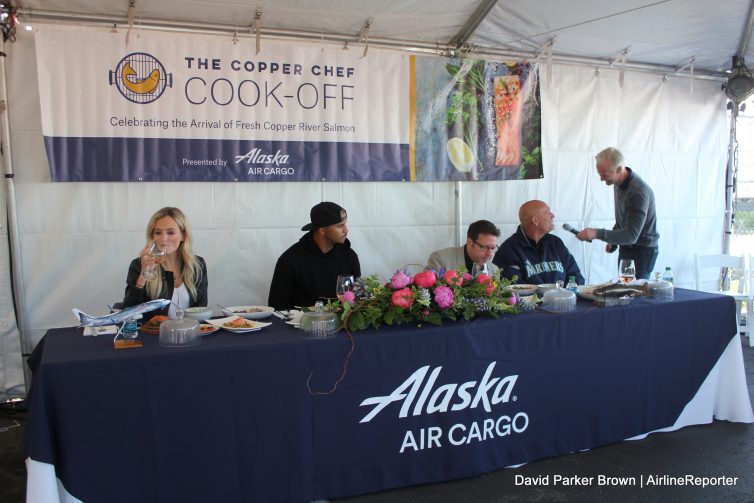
[494,200,584,285]
[426,220,500,274]
[268,202,361,310]
[576,147,659,279]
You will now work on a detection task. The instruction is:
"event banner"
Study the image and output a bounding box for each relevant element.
[34,27,541,182]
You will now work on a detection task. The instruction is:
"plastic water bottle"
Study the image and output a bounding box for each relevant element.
[566,275,578,293]
[662,267,674,284]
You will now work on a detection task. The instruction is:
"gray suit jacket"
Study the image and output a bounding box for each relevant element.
[426,246,499,274]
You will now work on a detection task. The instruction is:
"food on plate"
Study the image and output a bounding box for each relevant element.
[199,324,218,334]
[141,315,168,333]
[222,317,257,329]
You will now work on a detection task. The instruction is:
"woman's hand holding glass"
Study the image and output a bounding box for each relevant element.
[141,241,166,281]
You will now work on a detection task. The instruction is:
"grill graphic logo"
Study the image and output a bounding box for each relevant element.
[109,53,172,104]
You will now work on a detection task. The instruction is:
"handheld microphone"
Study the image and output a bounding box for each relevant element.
[562,223,591,243]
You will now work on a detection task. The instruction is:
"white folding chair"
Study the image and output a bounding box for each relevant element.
[694,254,751,345]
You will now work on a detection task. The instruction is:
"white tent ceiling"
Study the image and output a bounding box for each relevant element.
[16,0,754,77]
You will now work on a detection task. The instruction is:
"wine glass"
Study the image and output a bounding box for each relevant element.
[471,262,489,277]
[336,275,355,302]
[142,241,166,280]
[619,259,636,284]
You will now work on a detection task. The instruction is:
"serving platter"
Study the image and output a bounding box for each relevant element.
[206,315,273,333]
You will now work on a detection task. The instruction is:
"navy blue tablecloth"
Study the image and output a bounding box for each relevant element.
[25,289,737,502]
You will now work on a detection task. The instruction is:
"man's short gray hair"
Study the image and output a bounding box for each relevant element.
[595,147,624,170]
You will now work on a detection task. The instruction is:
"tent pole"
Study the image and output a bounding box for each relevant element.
[455,181,463,246]
[0,38,31,392]
[723,106,738,255]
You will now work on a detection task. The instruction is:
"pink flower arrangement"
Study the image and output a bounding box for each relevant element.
[413,271,437,288]
[332,268,520,333]
[390,288,414,309]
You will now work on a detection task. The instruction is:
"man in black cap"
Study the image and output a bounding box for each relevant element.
[268,202,361,310]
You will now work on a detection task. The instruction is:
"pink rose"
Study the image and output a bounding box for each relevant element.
[414,271,437,288]
[462,272,473,284]
[433,285,454,309]
[507,294,517,305]
[485,284,496,296]
[390,288,414,309]
[443,270,463,286]
[339,291,355,304]
[476,273,491,285]
[390,271,412,289]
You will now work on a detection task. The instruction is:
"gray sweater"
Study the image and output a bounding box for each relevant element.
[596,168,659,248]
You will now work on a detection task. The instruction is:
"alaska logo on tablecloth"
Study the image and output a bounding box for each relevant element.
[109,52,173,104]
[359,361,529,453]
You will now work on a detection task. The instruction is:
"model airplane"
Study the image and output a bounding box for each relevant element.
[72,299,170,327]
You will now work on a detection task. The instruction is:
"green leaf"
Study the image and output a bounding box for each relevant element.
[349,311,366,331]
[426,312,443,325]
[384,310,394,325]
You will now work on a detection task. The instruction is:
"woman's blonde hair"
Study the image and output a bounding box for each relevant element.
[144,207,202,300]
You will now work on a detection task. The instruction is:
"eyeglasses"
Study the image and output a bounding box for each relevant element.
[472,239,498,252]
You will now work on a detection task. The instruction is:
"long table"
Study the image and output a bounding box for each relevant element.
[25,289,754,503]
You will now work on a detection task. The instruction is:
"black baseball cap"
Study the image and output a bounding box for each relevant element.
[301,202,347,231]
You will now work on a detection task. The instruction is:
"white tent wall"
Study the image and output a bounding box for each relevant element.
[1,26,729,395]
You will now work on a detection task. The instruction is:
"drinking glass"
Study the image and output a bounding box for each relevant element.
[471,262,489,277]
[618,259,636,284]
[142,241,166,281]
[336,275,355,302]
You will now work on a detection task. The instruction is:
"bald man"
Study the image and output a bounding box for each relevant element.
[493,200,584,285]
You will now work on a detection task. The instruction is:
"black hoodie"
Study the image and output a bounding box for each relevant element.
[268,232,361,310]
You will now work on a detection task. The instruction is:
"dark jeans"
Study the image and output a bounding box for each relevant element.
[618,246,659,280]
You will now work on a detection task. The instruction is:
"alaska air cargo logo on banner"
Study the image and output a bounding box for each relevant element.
[109,53,173,104]
[360,362,529,453]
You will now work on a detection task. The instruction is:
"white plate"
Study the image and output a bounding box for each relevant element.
[508,284,538,296]
[206,315,273,333]
[185,307,213,320]
[537,283,557,296]
[220,305,275,320]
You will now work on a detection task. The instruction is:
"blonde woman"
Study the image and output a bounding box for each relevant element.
[122,207,208,320]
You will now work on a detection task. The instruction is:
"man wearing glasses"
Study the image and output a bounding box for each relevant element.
[494,200,584,285]
[426,220,501,274]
